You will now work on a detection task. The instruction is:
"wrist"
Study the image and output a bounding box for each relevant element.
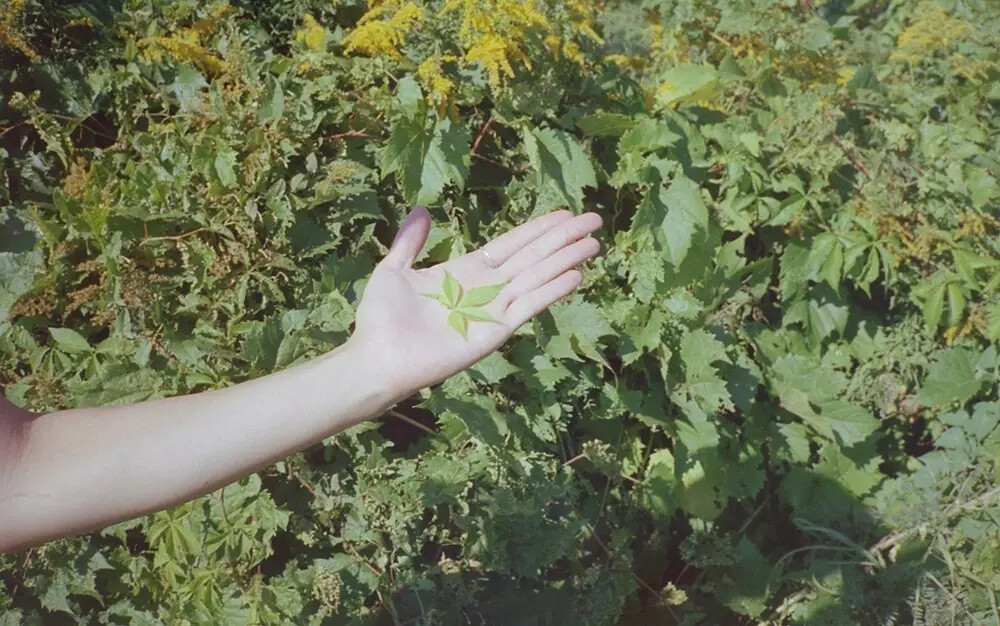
[327,334,411,415]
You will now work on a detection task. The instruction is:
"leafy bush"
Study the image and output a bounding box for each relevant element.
[1,0,999,623]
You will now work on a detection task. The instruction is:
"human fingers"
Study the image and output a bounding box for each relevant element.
[505,270,583,327]
[381,206,432,270]
[495,212,602,280]
[498,237,599,306]
[477,210,574,267]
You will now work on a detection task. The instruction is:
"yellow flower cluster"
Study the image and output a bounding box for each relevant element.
[890,2,971,64]
[955,211,999,240]
[142,33,226,75]
[564,0,603,45]
[295,13,326,51]
[0,0,36,59]
[441,0,549,86]
[140,8,233,77]
[342,0,423,60]
[950,53,994,82]
[417,54,456,115]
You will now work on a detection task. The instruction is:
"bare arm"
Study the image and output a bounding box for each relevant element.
[0,207,602,553]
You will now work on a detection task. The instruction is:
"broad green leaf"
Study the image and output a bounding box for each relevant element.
[215,148,238,188]
[170,65,208,112]
[654,64,720,108]
[447,310,467,338]
[396,74,423,120]
[916,347,984,408]
[815,400,879,447]
[576,112,636,136]
[523,127,597,212]
[417,118,471,205]
[659,174,709,267]
[714,538,770,617]
[442,270,462,307]
[257,76,285,124]
[50,327,91,354]
[380,117,471,205]
[637,448,676,521]
[460,282,505,307]
[618,118,679,155]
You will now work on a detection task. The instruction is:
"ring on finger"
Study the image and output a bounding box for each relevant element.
[481,248,499,268]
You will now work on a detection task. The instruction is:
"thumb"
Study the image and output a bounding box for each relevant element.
[381,206,431,270]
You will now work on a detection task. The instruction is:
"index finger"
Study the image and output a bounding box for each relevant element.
[478,210,574,267]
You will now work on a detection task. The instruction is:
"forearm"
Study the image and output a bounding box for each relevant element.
[0,337,399,553]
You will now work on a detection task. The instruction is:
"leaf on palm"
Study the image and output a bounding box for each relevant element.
[460,283,505,307]
[458,307,497,322]
[442,270,462,307]
[422,271,506,339]
[448,310,468,339]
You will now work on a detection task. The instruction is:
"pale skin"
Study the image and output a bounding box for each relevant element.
[0,207,602,553]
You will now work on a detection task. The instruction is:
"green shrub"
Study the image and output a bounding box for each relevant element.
[1,0,998,623]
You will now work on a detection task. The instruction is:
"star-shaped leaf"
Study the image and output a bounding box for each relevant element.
[422,271,506,339]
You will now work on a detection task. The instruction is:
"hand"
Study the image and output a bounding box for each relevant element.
[351,207,603,397]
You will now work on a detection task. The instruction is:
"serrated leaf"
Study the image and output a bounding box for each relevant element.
[618,118,679,155]
[379,117,471,205]
[215,148,238,188]
[921,281,946,330]
[916,347,984,408]
[460,282,505,307]
[257,76,284,124]
[659,174,709,267]
[448,310,467,339]
[523,127,597,212]
[442,270,462,307]
[50,327,91,353]
[655,64,720,108]
[577,112,636,136]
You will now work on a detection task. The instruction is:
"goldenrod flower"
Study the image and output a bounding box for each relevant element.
[417,55,456,115]
[342,1,423,59]
[296,13,326,51]
[890,2,970,63]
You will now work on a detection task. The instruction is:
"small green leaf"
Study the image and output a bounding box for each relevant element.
[257,76,285,124]
[946,282,965,328]
[458,307,498,323]
[421,292,454,308]
[460,283,505,307]
[442,270,462,308]
[50,327,91,354]
[922,282,945,330]
[448,310,467,339]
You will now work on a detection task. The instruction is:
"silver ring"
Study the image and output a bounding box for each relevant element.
[481,249,499,268]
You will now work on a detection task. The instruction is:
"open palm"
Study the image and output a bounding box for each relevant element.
[353,207,602,395]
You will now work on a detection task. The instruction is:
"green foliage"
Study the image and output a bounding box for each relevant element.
[2,0,1000,623]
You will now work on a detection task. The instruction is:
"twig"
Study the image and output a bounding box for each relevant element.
[9,548,35,600]
[345,542,383,578]
[0,120,29,138]
[327,129,384,142]
[289,469,319,499]
[830,134,871,179]
[386,409,436,436]
[471,116,494,154]
[139,227,209,245]
[472,153,510,170]
[217,486,231,525]
[567,503,676,620]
